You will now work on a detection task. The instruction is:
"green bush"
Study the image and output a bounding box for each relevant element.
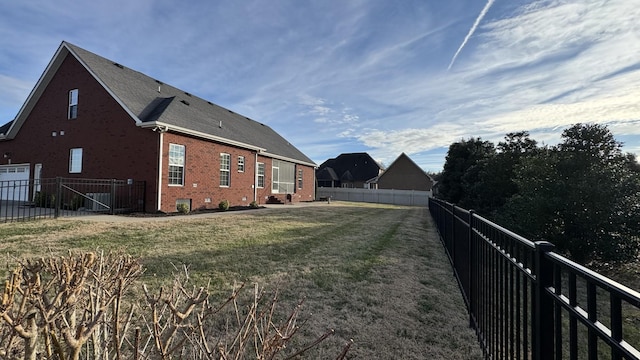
[218,199,230,211]
[34,191,55,208]
[176,203,190,214]
[249,201,259,209]
[65,195,83,211]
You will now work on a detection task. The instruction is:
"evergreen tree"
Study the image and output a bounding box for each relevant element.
[499,124,640,263]
[438,138,495,206]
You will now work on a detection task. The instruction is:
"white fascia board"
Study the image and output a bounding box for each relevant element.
[261,151,317,167]
[137,121,266,152]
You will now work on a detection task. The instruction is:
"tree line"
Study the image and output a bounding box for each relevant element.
[436,123,640,264]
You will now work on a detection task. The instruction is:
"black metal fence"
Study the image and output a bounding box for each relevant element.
[0,177,146,222]
[428,197,640,360]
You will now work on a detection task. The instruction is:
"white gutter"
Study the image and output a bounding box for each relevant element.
[262,151,316,167]
[138,121,266,153]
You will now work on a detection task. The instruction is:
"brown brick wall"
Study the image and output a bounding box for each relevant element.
[0,53,160,211]
[0,52,316,213]
[377,157,433,191]
[160,132,316,212]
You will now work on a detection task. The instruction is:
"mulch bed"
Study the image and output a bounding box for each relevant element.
[124,205,265,217]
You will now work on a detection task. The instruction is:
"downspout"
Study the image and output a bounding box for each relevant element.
[155,127,167,211]
[254,151,259,203]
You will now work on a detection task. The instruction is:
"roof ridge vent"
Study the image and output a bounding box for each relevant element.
[184,92,192,97]
[227,110,235,114]
[155,80,163,85]
[180,100,190,106]
[113,62,124,69]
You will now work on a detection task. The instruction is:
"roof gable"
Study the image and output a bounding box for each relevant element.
[316,152,383,182]
[3,41,315,166]
[0,120,12,138]
[379,153,428,179]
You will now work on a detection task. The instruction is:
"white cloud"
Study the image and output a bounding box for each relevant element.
[0,75,34,121]
[429,0,640,153]
[1,0,639,169]
[448,0,496,70]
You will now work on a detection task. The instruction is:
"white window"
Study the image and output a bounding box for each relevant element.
[257,162,265,188]
[168,144,185,186]
[272,160,295,193]
[220,153,230,187]
[238,155,245,172]
[69,148,83,173]
[297,168,303,189]
[68,89,78,119]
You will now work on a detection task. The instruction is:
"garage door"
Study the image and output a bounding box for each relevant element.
[0,164,30,201]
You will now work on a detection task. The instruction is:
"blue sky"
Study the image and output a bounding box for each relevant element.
[1,0,639,171]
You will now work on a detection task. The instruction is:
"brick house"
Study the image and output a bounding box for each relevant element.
[371,153,433,191]
[0,41,316,212]
[316,152,383,188]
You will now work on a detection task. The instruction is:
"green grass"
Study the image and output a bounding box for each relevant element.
[0,201,483,359]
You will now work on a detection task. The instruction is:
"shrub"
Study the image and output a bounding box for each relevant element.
[176,203,190,214]
[33,191,55,208]
[65,195,83,211]
[249,200,259,208]
[0,252,349,359]
[218,199,230,211]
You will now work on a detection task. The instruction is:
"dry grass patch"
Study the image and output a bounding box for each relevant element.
[0,201,482,358]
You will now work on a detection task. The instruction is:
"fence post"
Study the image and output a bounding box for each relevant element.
[110,179,117,215]
[141,181,146,212]
[450,203,456,264]
[54,177,62,218]
[533,241,555,360]
[468,209,475,329]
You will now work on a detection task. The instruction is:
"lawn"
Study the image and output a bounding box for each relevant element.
[0,201,483,359]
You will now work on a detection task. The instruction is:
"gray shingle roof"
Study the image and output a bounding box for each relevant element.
[0,120,12,136]
[316,152,383,182]
[65,42,315,166]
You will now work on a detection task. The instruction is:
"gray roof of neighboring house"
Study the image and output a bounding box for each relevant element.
[2,41,315,166]
[316,152,383,182]
[316,167,339,181]
[0,121,12,136]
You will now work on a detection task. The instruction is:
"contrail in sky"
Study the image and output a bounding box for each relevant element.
[447,0,496,70]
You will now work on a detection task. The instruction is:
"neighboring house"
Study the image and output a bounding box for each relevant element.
[373,153,433,191]
[0,41,316,212]
[316,152,383,188]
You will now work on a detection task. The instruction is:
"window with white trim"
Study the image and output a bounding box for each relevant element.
[168,144,185,186]
[238,155,245,172]
[69,148,83,173]
[297,168,303,189]
[257,162,265,188]
[272,159,295,193]
[220,153,230,187]
[68,89,78,119]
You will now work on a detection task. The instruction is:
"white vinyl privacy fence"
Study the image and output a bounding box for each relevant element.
[317,187,431,206]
